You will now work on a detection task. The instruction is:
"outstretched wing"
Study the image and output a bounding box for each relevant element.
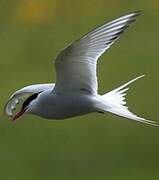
[54,12,140,94]
[4,83,55,117]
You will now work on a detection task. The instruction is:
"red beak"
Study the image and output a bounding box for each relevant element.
[12,108,27,122]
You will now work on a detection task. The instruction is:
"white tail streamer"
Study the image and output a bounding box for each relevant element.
[102,75,158,126]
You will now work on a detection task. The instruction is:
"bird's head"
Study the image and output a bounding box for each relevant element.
[12,92,41,122]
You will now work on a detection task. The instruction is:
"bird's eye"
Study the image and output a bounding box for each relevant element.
[21,92,40,110]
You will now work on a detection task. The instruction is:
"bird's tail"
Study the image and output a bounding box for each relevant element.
[99,75,158,126]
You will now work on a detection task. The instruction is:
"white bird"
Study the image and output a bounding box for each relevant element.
[4,12,158,126]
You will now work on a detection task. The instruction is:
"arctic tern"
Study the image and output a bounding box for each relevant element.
[4,11,158,126]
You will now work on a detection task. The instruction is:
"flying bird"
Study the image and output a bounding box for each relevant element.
[4,12,158,126]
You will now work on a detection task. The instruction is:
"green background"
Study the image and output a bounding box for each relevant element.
[0,0,159,179]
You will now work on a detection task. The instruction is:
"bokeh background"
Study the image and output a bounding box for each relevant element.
[0,0,159,179]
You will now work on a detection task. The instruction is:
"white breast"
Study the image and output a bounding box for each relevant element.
[29,90,94,119]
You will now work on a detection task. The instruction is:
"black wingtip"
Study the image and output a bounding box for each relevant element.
[130,10,142,16]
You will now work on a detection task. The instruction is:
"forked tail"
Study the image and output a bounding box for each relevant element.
[101,75,158,126]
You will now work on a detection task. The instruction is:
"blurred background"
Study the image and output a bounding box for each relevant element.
[0,0,159,179]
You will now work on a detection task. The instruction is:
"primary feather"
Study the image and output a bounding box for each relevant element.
[54,12,140,94]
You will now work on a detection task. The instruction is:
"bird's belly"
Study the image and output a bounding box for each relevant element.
[49,104,90,119]
[36,94,94,119]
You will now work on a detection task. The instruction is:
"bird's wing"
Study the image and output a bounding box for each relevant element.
[54,12,140,94]
[4,83,55,117]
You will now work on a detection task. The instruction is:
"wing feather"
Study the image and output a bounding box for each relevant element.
[54,12,140,94]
